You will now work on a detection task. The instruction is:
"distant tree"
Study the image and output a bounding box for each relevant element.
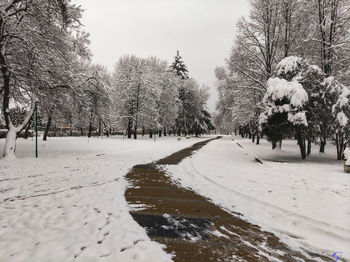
[170,51,189,80]
[112,56,181,139]
[191,109,215,137]
[157,69,180,136]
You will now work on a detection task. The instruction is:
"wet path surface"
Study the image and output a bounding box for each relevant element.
[125,137,330,261]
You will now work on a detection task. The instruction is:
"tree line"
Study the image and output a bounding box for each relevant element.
[215,0,350,159]
[0,0,214,159]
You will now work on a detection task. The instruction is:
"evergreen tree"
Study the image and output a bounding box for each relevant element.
[259,56,309,158]
[170,51,189,79]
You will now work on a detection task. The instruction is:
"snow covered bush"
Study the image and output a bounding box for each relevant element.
[331,79,350,160]
[300,64,332,153]
[260,55,350,160]
[276,56,303,81]
[260,78,308,125]
[260,56,308,157]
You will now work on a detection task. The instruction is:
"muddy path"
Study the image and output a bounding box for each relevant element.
[125,137,330,261]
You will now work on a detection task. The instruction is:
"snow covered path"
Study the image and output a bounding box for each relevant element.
[165,136,350,261]
[0,136,209,262]
[126,137,331,261]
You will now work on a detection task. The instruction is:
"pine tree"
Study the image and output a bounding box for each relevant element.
[170,51,189,79]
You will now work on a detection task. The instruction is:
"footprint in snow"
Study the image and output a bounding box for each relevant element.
[97,231,109,244]
[120,239,145,252]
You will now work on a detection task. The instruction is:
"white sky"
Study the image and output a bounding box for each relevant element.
[74,0,250,112]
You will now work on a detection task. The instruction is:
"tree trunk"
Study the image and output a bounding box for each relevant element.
[142,126,145,136]
[3,125,17,159]
[1,51,11,130]
[70,120,73,136]
[88,121,92,138]
[252,135,255,143]
[335,133,346,160]
[2,102,36,158]
[272,140,277,149]
[149,130,153,138]
[158,129,162,137]
[163,127,167,136]
[297,132,306,160]
[98,119,102,137]
[319,138,326,153]
[307,139,312,156]
[43,115,52,141]
[127,119,132,139]
[278,139,282,150]
[133,123,137,139]
[256,133,260,145]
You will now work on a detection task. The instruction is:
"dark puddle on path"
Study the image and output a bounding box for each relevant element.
[125,137,331,262]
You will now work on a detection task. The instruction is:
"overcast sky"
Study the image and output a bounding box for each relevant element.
[74,0,250,112]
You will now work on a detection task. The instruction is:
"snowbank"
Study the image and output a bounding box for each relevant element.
[0,135,210,262]
[164,137,350,260]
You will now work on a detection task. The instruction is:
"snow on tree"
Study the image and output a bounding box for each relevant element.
[112,55,181,139]
[112,55,143,139]
[0,0,89,158]
[169,52,213,136]
[170,51,189,80]
[299,64,333,153]
[221,0,287,142]
[312,0,350,79]
[260,55,350,159]
[187,85,214,136]
[214,67,260,140]
[260,56,309,158]
[157,69,180,136]
[215,0,350,145]
[330,79,350,160]
[276,56,303,80]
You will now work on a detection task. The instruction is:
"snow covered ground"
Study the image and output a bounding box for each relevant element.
[0,135,209,262]
[165,136,350,261]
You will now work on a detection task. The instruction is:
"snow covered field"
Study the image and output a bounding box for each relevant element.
[1,135,349,261]
[165,136,350,261]
[0,136,209,262]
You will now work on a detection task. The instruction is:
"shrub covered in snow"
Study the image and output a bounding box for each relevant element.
[260,55,350,160]
[260,57,308,154]
[260,78,308,126]
[276,56,303,81]
[330,80,350,159]
[332,82,350,128]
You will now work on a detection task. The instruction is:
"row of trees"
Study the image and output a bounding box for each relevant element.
[0,1,214,159]
[111,54,214,140]
[215,0,350,159]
